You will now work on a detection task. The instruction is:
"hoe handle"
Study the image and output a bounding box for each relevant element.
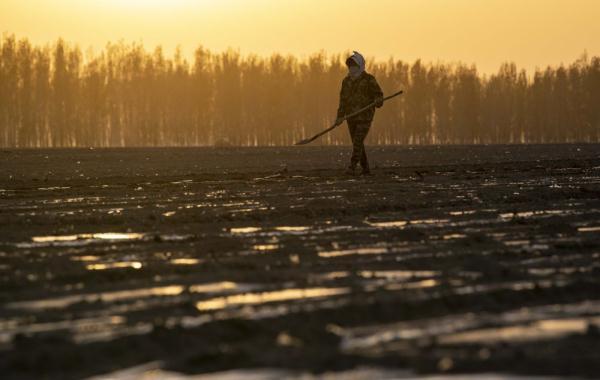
[295,90,403,145]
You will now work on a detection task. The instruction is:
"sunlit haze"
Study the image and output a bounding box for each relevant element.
[1,0,599,73]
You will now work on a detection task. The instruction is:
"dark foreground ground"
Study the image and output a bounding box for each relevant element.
[1,145,600,379]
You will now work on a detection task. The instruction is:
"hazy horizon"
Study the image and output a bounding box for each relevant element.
[1,0,599,74]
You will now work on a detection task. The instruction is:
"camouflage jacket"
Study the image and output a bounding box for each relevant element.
[337,72,384,123]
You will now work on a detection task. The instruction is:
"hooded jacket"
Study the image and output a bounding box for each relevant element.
[337,51,384,123]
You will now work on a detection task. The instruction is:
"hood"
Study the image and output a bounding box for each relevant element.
[348,51,366,73]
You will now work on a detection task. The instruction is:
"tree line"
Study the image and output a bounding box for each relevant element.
[1,35,599,147]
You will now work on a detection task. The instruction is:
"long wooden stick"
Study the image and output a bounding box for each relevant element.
[294,90,403,146]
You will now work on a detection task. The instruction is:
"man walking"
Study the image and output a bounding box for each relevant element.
[335,51,383,175]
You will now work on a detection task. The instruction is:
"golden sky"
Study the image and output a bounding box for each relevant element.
[1,0,599,74]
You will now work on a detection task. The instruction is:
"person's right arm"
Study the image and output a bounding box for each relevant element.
[369,76,384,108]
[335,79,348,125]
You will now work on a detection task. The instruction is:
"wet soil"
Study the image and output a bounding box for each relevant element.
[1,145,600,379]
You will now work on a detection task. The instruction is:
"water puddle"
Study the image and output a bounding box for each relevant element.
[359,270,439,280]
[503,240,550,252]
[230,227,261,234]
[70,255,101,262]
[452,279,568,297]
[341,314,480,352]
[439,316,600,345]
[15,232,192,248]
[309,270,439,285]
[37,186,71,191]
[159,234,194,242]
[527,266,595,276]
[309,271,351,282]
[410,218,450,225]
[87,261,143,271]
[318,247,388,258]
[382,279,440,291]
[87,365,563,380]
[196,287,349,311]
[578,226,600,232]
[189,281,245,293]
[170,258,202,265]
[16,232,145,248]
[6,282,248,312]
[449,210,477,216]
[499,210,570,220]
[341,300,600,352]
[366,219,450,229]
[6,285,186,311]
[443,233,467,240]
[253,244,279,251]
[366,220,407,228]
[275,226,310,232]
[0,316,126,345]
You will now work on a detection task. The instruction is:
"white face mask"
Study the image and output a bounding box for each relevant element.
[348,66,361,78]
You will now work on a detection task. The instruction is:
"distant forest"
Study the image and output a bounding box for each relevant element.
[1,35,599,147]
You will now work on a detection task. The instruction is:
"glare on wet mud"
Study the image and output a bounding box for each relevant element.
[1,145,600,379]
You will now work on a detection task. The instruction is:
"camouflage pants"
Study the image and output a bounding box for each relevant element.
[348,121,371,169]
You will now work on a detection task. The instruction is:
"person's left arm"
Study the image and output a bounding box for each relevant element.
[369,76,384,108]
[335,78,349,125]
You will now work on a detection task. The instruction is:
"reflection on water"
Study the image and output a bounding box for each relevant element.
[318,247,388,258]
[275,226,310,232]
[159,234,194,242]
[5,282,252,313]
[170,258,202,265]
[31,234,81,243]
[504,240,530,246]
[528,266,595,276]
[578,226,600,232]
[443,233,467,240]
[71,255,101,262]
[253,244,279,251]
[15,232,193,248]
[503,240,550,251]
[189,281,241,293]
[499,209,569,220]
[6,285,185,310]
[359,270,439,280]
[342,300,600,353]
[410,218,450,225]
[310,271,351,281]
[439,316,600,345]
[366,220,407,228]
[0,315,126,346]
[91,233,145,240]
[87,261,143,270]
[341,314,480,352]
[37,186,71,191]
[449,210,477,216]
[230,227,261,234]
[383,279,440,291]
[366,218,454,229]
[17,232,146,248]
[196,287,349,311]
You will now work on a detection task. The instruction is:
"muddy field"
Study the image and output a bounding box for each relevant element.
[1,145,600,379]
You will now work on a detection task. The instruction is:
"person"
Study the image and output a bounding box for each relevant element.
[335,51,383,175]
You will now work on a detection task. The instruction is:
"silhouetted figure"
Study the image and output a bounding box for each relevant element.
[335,51,383,175]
